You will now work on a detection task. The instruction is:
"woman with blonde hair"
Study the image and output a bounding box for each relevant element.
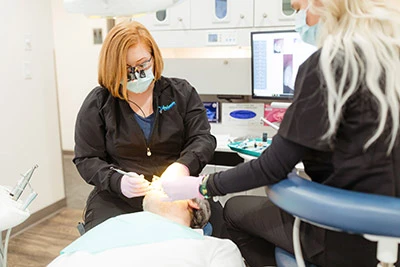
[73,20,219,233]
[161,0,400,266]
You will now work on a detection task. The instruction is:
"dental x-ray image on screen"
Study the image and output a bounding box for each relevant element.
[251,30,317,99]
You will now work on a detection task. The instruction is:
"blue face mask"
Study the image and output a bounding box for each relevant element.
[295,8,320,46]
[125,67,154,94]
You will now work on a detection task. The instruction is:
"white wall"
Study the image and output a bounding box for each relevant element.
[0,0,65,213]
[51,0,107,151]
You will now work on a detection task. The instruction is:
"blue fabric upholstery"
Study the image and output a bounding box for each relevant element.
[267,173,400,238]
[275,247,299,267]
[61,212,203,254]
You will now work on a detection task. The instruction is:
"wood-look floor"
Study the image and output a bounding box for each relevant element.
[6,208,82,267]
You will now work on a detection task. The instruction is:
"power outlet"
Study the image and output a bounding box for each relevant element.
[23,61,32,79]
[24,34,32,51]
[93,28,103,45]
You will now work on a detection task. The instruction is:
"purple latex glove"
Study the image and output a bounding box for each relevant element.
[120,172,150,198]
[161,175,203,201]
[160,162,190,180]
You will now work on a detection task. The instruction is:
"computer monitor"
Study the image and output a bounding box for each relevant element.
[251,30,317,99]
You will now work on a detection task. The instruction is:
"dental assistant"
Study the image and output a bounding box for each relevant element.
[162,0,400,266]
[73,20,216,232]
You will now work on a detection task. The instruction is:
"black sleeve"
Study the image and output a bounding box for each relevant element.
[207,134,311,196]
[73,88,123,195]
[278,50,331,152]
[176,87,217,175]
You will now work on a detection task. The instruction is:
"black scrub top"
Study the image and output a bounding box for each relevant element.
[279,50,400,196]
[209,49,400,198]
[206,49,400,266]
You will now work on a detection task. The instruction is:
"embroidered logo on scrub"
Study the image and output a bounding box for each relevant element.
[158,101,176,114]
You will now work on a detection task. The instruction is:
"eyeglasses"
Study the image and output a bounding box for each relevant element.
[127,57,152,81]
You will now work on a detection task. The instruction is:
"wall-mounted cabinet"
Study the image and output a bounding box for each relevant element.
[133,1,191,31]
[254,0,295,27]
[133,0,295,31]
[127,0,297,97]
[163,58,251,95]
[190,0,254,30]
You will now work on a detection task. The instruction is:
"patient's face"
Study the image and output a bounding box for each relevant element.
[143,188,209,229]
[143,189,187,214]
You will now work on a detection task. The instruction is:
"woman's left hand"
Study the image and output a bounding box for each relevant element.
[161,175,203,201]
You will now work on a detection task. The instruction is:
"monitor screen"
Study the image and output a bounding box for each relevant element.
[251,30,317,99]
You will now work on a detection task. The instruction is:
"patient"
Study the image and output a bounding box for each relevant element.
[48,189,244,267]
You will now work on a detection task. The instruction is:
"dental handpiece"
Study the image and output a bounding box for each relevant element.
[21,191,38,211]
[10,164,39,201]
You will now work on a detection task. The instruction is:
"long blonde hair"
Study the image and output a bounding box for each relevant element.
[310,0,400,153]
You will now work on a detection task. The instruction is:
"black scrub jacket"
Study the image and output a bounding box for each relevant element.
[209,49,400,198]
[206,49,400,266]
[74,76,216,197]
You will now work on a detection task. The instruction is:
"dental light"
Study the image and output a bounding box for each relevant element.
[64,0,187,17]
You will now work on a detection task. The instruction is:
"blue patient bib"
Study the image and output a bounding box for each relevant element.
[61,212,203,254]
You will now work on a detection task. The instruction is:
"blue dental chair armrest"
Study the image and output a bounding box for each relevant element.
[267,174,400,267]
[266,174,400,238]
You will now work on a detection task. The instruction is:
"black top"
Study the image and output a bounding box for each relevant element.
[208,49,400,198]
[74,76,216,197]
[206,49,400,265]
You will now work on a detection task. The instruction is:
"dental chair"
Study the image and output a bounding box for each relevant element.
[266,173,400,267]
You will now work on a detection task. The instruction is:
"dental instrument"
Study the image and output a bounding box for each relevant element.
[110,167,142,177]
[260,117,280,131]
[1,165,39,267]
[9,164,38,201]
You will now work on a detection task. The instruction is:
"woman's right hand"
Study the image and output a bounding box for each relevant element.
[120,173,150,198]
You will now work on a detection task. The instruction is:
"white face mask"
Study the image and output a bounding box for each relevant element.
[125,67,154,94]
